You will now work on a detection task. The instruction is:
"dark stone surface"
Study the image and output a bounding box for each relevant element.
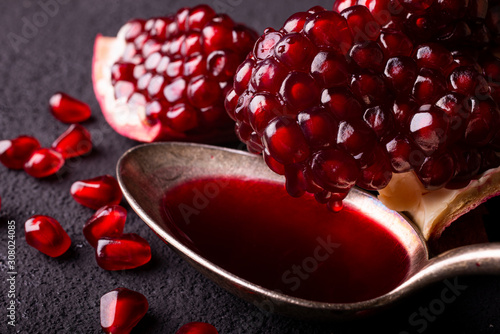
[0,0,500,333]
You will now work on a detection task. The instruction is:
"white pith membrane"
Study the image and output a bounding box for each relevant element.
[378,166,500,240]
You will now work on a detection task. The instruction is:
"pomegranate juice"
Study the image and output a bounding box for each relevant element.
[162,177,410,303]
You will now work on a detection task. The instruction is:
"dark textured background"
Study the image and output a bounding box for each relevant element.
[1,0,500,333]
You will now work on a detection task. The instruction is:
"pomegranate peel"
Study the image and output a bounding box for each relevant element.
[379,167,500,240]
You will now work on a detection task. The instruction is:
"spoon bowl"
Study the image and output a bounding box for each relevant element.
[117,142,500,320]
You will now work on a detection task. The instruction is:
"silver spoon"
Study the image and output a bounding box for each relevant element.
[116,142,500,321]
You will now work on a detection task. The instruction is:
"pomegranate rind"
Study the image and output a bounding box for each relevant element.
[92,34,237,143]
[378,166,500,240]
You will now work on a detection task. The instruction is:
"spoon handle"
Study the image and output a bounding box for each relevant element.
[400,243,500,292]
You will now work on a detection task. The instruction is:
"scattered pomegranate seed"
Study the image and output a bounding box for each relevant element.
[83,205,127,248]
[51,124,92,159]
[70,175,122,209]
[25,215,71,257]
[100,288,148,334]
[49,92,91,123]
[0,136,41,170]
[24,148,65,178]
[176,322,219,334]
[96,233,151,270]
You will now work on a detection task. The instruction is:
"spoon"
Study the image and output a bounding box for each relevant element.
[116,142,500,321]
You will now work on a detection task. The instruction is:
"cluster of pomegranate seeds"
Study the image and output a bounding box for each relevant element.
[70,175,123,209]
[176,322,219,334]
[109,4,257,137]
[49,92,92,123]
[24,215,71,257]
[100,288,148,334]
[96,233,152,271]
[334,0,496,48]
[227,4,500,210]
[52,124,92,159]
[83,205,127,248]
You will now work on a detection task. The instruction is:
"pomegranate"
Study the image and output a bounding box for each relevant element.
[49,92,91,123]
[227,3,500,240]
[100,287,148,334]
[24,148,65,178]
[25,215,71,257]
[51,124,92,159]
[70,175,122,210]
[83,205,127,248]
[0,136,40,170]
[96,233,151,271]
[92,5,257,143]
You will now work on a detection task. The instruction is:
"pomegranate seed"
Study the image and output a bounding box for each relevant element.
[0,136,40,170]
[24,148,64,178]
[49,92,91,123]
[51,124,92,159]
[83,205,127,248]
[311,148,359,192]
[176,322,219,334]
[70,175,122,210]
[263,117,310,165]
[101,288,148,334]
[409,105,449,155]
[25,215,71,257]
[96,233,151,271]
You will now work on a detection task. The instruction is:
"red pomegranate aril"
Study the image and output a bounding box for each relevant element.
[321,88,363,120]
[254,31,283,60]
[378,29,413,58]
[24,148,64,178]
[96,233,151,270]
[341,5,381,42]
[101,288,148,334]
[357,146,393,190]
[311,148,360,192]
[251,58,288,93]
[248,93,282,134]
[392,97,418,127]
[234,59,254,95]
[363,105,395,140]
[263,117,310,165]
[163,104,199,132]
[25,215,71,257]
[187,76,222,109]
[386,136,413,172]
[409,105,449,155]
[417,154,456,189]
[311,51,350,87]
[282,12,309,33]
[275,33,317,70]
[412,68,447,104]
[263,148,286,175]
[70,175,123,210]
[83,205,127,248]
[305,11,353,53]
[349,41,385,71]
[207,50,239,80]
[51,124,92,159]
[350,73,387,105]
[176,322,219,334]
[0,136,40,170]
[49,92,91,123]
[384,57,418,93]
[202,16,235,54]
[298,107,338,148]
[465,98,499,146]
[449,66,490,96]
[280,72,321,112]
[414,43,453,70]
[111,62,136,83]
[337,120,377,155]
[188,5,216,30]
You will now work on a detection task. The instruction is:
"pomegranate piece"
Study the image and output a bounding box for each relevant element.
[70,175,122,209]
[83,205,127,248]
[100,288,148,334]
[24,148,65,178]
[49,92,91,123]
[229,3,500,211]
[176,322,219,334]
[25,215,71,257]
[51,124,92,159]
[96,233,151,270]
[0,135,41,170]
[92,5,258,143]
